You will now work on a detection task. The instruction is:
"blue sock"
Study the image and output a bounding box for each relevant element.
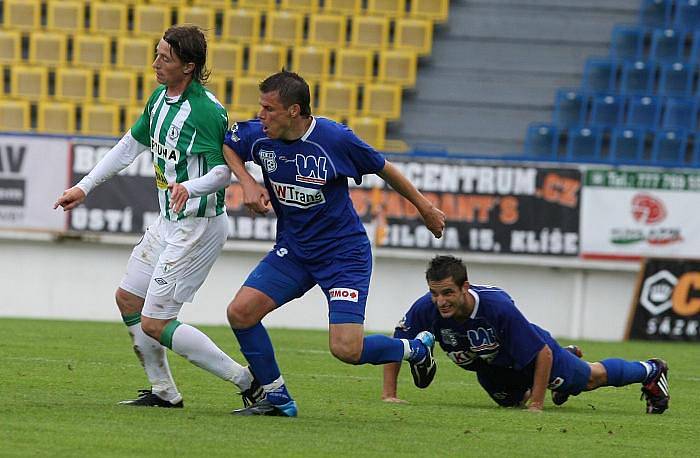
[232,323,281,385]
[600,358,648,386]
[358,334,405,365]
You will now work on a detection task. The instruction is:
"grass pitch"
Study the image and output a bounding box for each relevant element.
[1,318,697,457]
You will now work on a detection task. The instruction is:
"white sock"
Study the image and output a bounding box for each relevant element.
[641,361,653,379]
[127,323,181,403]
[401,339,412,360]
[170,323,251,389]
[262,376,286,392]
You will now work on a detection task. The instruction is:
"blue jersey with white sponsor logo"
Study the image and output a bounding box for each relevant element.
[224,117,385,260]
[394,285,558,372]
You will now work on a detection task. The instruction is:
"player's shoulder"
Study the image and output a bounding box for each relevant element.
[308,116,353,141]
[230,118,265,140]
[471,284,516,312]
[192,83,226,113]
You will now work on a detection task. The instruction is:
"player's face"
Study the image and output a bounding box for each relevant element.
[428,277,470,319]
[152,39,191,88]
[258,91,295,140]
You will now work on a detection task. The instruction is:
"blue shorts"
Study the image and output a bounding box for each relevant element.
[243,241,372,324]
[549,345,591,396]
[476,365,533,407]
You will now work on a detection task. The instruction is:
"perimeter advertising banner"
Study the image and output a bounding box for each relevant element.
[627,258,700,341]
[581,169,700,260]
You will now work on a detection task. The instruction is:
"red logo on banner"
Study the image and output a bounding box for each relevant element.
[632,194,666,225]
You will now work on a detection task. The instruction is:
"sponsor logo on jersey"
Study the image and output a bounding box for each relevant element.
[446,350,479,366]
[168,125,180,141]
[276,247,288,257]
[329,287,359,302]
[151,139,180,163]
[154,163,168,190]
[228,122,240,142]
[270,180,325,209]
[295,154,327,185]
[260,149,277,173]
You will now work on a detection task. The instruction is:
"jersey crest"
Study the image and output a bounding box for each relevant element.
[260,149,277,173]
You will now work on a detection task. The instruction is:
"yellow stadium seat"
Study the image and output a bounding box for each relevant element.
[248,44,287,78]
[322,0,362,15]
[351,16,390,50]
[142,76,163,102]
[205,77,228,105]
[265,11,305,46]
[150,0,186,5]
[378,49,417,87]
[125,105,145,131]
[280,0,318,14]
[55,68,94,103]
[29,32,68,67]
[179,7,216,32]
[362,83,402,120]
[335,49,374,83]
[410,0,449,23]
[291,46,330,83]
[82,104,121,137]
[10,66,48,101]
[222,9,261,44]
[348,116,386,149]
[232,76,262,112]
[116,37,155,72]
[90,2,128,36]
[318,81,358,117]
[237,0,275,10]
[227,108,257,122]
[38,102,77,134]
[367,0,406,17]
[74,35,111,68]
[99,70,138,106]
[47,1,85,33]
[394,18,433,56]
[308,14,347,48]
[134,5,171,39]
[192,0,231,7]
[208,42,244,78]
[0,100,30,132]
[3,0,41,31]
[0,30,22,65]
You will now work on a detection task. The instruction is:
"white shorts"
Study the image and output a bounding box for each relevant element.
[119,214,229,320]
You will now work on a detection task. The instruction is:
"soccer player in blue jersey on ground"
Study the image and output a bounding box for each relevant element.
[221,70,446,416]
[382,255,670,414]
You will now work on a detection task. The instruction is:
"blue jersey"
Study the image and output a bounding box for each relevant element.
[224,117,385,260]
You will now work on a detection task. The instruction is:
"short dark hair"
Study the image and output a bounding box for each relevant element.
[259,70,312,117]
[426,255,468,286]
[163,25,210,84]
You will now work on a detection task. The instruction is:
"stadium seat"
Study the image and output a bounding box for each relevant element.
[657,61,694,97]
[348,116,386,149]
[10,66,48,101]
[227,108,257,123]
[649,29,685,64]
[553,89,587,128]
[133,5,172,39]
[233,77,264,112]
[89,2,128,36]
[318,81,358,117]
[178,7,216,32]
[619,60,656,95]
[410,0,449,23]
[152,0,187,5]
[99,70,138,106]
[3,0,41,31]
[639,0,673,28]
[55,67,94,103]
[367,0,406,18]
[0,100,30,132]
[192,0,230,6]
[335,49,374,83]
[265,11,305,46]
[394,18,433,56]
[565,126,603,162]
[117,37,155,72]
[626,95,661,128]
[222,9,261,44]
[205,77,228,105]
[582,58,618,93]
[291,46,331,83]
[609,127,647,163]
[308,14,347,48]
[74,34,111,68]
[0,30,22,65]
[662,97,698,130]
[82,104,121,137]
[378,49,417,87]
[237,0,276,9]
[248,44,287,78]
[280,0,319,14]
[362,83,402,120]
[46,1,85,33]
[37,101,76,134]
[524,123,559,159]
[675,0,700,31]
[610,25,645,61]
[125,105,145,130]
[322,0,362,15]
[589,93,625,128]
[28,32,68,67]
[208,42,244,78]
[142,76,162,101]
[651,128,688,165]
[351,16,390,50]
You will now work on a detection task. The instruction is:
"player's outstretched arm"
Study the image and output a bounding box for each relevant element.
[223,144,270,215]
[167,164,231,213]
[528,344,553,412]
[53,187,87,211]
[382,362,408,403]
[377,161,445,238]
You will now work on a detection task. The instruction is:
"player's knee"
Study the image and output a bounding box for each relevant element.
[227,301,257,329]
[115,288,143,315]
[140,317,163,341]
[329,341,362,364]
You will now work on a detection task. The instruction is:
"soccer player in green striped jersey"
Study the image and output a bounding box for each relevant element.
[54,26,261,409]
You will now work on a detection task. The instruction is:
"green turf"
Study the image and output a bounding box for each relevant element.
[0,318,696,457]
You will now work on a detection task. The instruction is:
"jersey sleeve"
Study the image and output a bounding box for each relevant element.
[494,297,547,371]
[190,101,228,160]
[336,124,386,184]
[224,121,255,162]
[393,293,435,339]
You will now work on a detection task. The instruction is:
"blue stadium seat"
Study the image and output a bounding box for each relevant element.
[657,61,694,97]
[649,29,685,64]
[524,123,559,159]
[582,58,618,93]
[675,0,700,32]
[651,128,688,165]
[609,127,647,163]
[553,89,587,127]
[590,93,625,127]
[639,0,673,28]
[610,24,645,61]
[620,60,657,95]
[565,126,603,162]
[662,97,698,130]
[626,95,662,128]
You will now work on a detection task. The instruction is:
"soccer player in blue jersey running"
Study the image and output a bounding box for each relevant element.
[382,255,670,414]
[221,70,446,416]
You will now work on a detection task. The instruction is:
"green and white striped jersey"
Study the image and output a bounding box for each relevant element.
[131,81,228,221]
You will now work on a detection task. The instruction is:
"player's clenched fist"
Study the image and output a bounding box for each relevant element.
[53,187,86,211]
